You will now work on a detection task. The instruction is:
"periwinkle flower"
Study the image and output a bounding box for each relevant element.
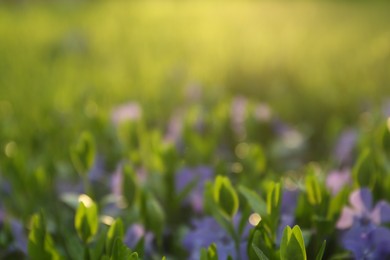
[111,102,142,125]
[342,225,390,259]
[271,119,304,150]
[0,205,4,229]
[10,220,27,254]
[88,154,106,182]
[253,103,272,122]
[277,189,299,244]
[337,188,390,259]
[175,166,213,213]
[164,112,186,154]
[382,100,390,118]
[333,129,357,166]
[326,168,351,196]
[125,224,154,254]
[183,216,249,260]
[231,96,248,139]
[337,188,390,229]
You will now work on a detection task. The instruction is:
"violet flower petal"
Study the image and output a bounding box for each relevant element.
[349,188,372,214]
[326,169,351,195]
[371,201,390,225]
[337,207,356,229]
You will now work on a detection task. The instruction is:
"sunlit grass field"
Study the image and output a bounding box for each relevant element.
[1,1,390,164]
[0,1,390,166]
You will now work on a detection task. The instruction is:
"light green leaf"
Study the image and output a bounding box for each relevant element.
[252,243,270,260]
[110,238,138,260]
[106,219,124,256]
[238,185,267,216]
[280,225,306,260]
[28,213,61,260]
[213,175,239,218]
[122,165,138,207]
[315,240,326,260]
[70,131,96,176]
[75,201,99,243]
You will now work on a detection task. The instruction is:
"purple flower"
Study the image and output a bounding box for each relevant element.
[231,96,248,139]
[111,164,147,198]
[163,112,186,154]
[337,188,390,229]
[88,155,106,182]
[277,189,299,244]
[342,224,390,259]
[337,189,390,258]
[253,103,272,122]
[326,168,351,196]
[333,129,357,166]
[382,100,390,118]
[111,102,142,125]
[124,224,154,254]
[10,220,27,254]
[183,216,249,260]
[175,166,213,213]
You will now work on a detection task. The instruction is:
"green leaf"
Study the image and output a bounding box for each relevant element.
[122,165,138,207]
[352,149,376,187]
[28,213,61,260]
[315,240,326,260]
[141,192,165,239]
[247,221,275,259]
[110,238,138,260]
[91,227,109,260]
[305,173,322,206]
[213,175,239,218]
[199,244,219,260]
[252,243,270,260]
[70,131,96,176]
[266,182,281,217]
[75,200,99,243]
[382,122,390,160]
[200,248,208,260]
[280,225,307,260]
[207,243,219,260]
[238,185,267,216]
[203,182,237,240]
[106,218,124,257]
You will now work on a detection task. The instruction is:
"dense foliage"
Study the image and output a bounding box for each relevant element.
[1,97,390,259]
[2,2,390,259]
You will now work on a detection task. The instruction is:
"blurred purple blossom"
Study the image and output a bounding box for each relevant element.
[326,168,351,195]
[125,224,154,254]
[337,188,390,229]
[382,100,390,118]
[271,118,304,151]
[271,118,292,137]
[183,216,249,260]
[111,102,142,125]
[341,224,390,259]
[333,129,357,166]
[10,220,27,254]
[231,96,248,139]
[253,103,272,122]
[336,188,390,258]
[185,83,203,102]
[164,112,185,153]
[88,155,106,182]
[0,204,4,228]
[55,180,83,195]
[175,166,213,213]
[111,163,147,198]
[277,189,299,244]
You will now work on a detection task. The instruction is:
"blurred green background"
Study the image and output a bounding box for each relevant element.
[1,1,390,163]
